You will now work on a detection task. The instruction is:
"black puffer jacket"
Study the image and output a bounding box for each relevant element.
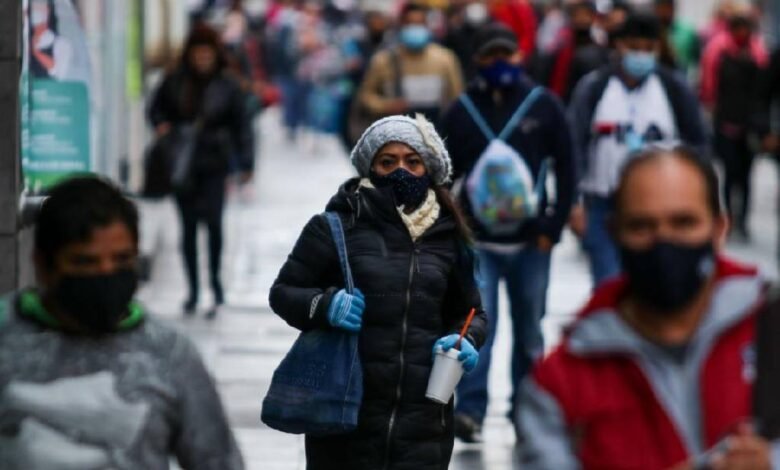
[269,179,488,470]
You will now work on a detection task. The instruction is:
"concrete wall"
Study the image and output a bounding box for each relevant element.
[0,0,26,294]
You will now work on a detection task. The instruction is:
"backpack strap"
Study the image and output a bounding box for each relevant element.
[497,86,545,141]
[459,94,497,141]
[534,158,551,198]
[324,212,355,294]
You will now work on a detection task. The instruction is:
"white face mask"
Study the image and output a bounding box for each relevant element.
[465,3,488,26]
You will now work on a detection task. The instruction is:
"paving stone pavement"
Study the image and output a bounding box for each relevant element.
[136,110,779,469]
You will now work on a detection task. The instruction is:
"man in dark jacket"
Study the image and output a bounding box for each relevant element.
[568,13,706,287]
[438,22,575,443]
[0,176,243,469]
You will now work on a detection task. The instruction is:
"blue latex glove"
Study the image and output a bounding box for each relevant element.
[433,334,479,373]
[327,289,365,332]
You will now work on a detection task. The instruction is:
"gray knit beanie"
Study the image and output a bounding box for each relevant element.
[350,115,452,186]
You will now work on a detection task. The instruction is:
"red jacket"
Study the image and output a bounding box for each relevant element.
[516,257,765,469]
[490,0,537,60]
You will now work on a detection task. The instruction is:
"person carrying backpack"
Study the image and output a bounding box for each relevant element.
[438,22,575,443]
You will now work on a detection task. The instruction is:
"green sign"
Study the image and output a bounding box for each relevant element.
[22,0,92,193]
[25,80,91,189]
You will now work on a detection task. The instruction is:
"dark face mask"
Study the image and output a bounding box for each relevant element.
[370,169,431,209]
[478,59,523,89]
[620,240,716,313]
[54,269,138,333]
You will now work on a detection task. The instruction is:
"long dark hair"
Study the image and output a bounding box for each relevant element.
[433,186,473,244]
[180,22,229,76]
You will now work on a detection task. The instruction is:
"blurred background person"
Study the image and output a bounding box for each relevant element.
[443,0,492,82]
[439,23,575,443]
[488,0,538,60]
[541,0,609,104]
[351,3,463,138]
[148,23,254,317]
[700,3,768,242]
[568,13,706,287]
[655,0,700,80]
[599,0,633,49]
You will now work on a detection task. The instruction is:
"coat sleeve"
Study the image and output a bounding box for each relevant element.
[753,49,780,138]
[567,71,598,190]
[515,377,580,470]
[442,244,488,349]
[229,81,256,173]
[357,51,394,115]
[269,215,341,332]
[537,93,575,244]
[147,73,176,128]
[171,335,245,470]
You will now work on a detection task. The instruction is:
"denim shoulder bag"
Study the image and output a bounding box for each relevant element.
[261,212,363,435]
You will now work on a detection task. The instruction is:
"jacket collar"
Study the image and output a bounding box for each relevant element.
[566,256,763,356]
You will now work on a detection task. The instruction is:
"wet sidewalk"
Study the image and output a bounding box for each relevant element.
[136,110,779,469]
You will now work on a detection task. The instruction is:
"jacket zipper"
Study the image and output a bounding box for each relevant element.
[382,246,417,470]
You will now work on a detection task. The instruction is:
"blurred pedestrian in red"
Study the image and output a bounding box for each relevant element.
[700,5,768,241]
[488,0,538,60]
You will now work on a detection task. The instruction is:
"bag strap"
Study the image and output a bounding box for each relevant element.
[458,86,546,143]
[324,212,355,295]
[459,94,496,141]
[390,48,403,98]
[534,158,551,199]
[497,86,545,141]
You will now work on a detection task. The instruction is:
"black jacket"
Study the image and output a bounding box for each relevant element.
[753,48,780,139]
[148,69,254,177]
[269,179,488,470]
[439,78,576,245]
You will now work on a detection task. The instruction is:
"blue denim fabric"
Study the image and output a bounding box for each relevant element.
[277,77,310,136]
[583,195,621,288]
[262,213,362,436]
[455,246,551,424]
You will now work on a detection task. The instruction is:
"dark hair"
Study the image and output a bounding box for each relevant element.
[620,13,661,40]
[614,146,722,218]
[35,176,139,268]
[181,22,229,74]
[434,186,473,244]
[400,3,428,22]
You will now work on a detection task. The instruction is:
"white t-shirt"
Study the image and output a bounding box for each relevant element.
[581,74,678,197]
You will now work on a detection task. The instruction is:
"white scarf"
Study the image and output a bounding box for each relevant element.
[359,179,441,241]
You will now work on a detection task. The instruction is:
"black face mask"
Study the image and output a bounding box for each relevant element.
[370,169,431,209]
[620,240,716,313]
[54,269,138,333]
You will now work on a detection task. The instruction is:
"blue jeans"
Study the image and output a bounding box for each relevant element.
[583,195,621,287]
[455,246,551,424]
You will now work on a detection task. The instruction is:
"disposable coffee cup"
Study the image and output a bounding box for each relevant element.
[426,347,465,404]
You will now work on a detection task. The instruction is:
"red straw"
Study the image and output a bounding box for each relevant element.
[455,308,477,350]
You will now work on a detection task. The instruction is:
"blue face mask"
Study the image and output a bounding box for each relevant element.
[400,25,432,51]
[478,59,523,88]
[622,51,657,80]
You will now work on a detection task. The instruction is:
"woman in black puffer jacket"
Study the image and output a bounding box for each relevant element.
[147,24,254,317]
[269,115,488,470]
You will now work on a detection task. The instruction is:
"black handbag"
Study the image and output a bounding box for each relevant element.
[141,119,203,198]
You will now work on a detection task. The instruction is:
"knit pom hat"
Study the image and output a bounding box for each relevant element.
[350,115,452,186]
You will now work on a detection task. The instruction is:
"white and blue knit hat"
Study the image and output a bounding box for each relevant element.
[350,115,452,186]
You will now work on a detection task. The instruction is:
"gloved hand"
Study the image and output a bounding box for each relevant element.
[433,334,479,373]
[327,288,365,332]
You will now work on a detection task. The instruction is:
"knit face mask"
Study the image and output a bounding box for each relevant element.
[370,169,431,209]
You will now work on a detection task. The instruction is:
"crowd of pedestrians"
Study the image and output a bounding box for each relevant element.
[5,0,780,469]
